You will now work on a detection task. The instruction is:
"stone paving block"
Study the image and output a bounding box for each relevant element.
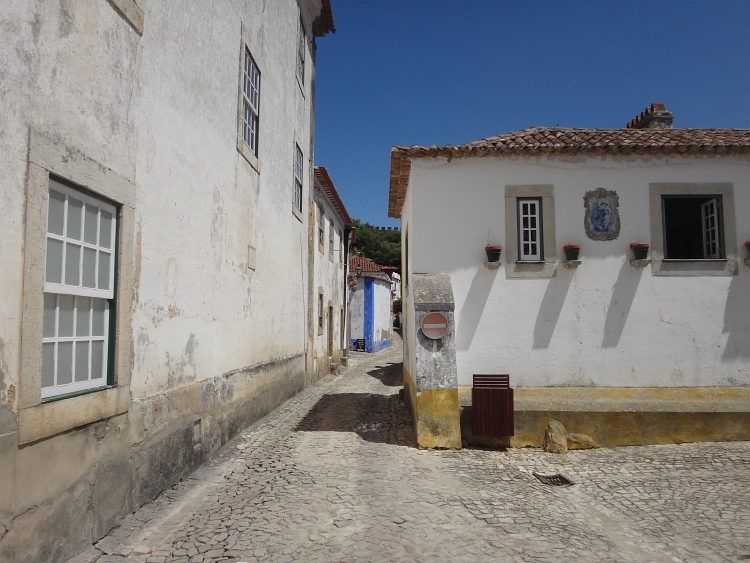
[65,337,750,563]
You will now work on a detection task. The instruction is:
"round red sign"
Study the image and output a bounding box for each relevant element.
[421,312,449,340]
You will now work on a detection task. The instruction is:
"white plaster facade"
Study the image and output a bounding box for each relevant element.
[348,272,393,353]
[398,150,750,390]
[311,167,352,377]
[0,1,334,560]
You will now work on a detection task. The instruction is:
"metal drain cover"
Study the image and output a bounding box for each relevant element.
[533,472,574,487]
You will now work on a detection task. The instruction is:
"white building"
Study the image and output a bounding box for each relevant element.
[312,166,353,377]
[390,104,750,448]
[0,1,335,560]
[348,257,393,353]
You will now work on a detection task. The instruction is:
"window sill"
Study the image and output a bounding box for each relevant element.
[292,205,303,223]
[662,259,727,263]
[41,384,114,404]
[18,384,130,445]
[507,259,557,279]
[652,258,738,277]
[237,141,260,174]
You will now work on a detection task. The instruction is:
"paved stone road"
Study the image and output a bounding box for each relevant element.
[71,336,750,563]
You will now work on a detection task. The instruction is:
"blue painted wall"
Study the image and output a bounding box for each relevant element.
[364,277,375,352]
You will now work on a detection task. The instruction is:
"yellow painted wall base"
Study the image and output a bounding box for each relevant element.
[511,410,750,448]
[404,368,461,449]
[456,386,750,448]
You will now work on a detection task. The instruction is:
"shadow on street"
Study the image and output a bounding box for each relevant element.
[293,390,415,447]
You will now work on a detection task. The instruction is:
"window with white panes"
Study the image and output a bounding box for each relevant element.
[329,220,334,257]
[297,18,305,85]
[242,48,261,156]
[318,206,325,249]
[43,179,117,399]
[518,198,542,261]
[294,144,303,211]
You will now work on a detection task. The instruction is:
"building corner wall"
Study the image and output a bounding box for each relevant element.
[409,274,461,449]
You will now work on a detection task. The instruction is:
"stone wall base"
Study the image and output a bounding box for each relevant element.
[456,386,750,448]
[0,355,306,563]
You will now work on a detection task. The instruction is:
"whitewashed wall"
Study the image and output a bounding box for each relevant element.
[0,0,325,559]
[404,155,750,388]
[349,278,365,341]
[374,279,393,346]
[312,189,346,367]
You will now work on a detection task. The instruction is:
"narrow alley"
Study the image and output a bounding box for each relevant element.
[70,336,750,563]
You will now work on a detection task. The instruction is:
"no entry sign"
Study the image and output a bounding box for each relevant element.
[421,312,448,339]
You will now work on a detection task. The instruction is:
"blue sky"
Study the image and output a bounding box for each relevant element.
[313,1,750,227]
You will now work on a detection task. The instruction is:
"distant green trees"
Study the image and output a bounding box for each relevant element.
[351,219,401,269]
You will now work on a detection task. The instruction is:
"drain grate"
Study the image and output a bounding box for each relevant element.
[533,472,574,487]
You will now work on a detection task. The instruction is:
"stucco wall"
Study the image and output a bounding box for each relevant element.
[374,279,392,348]
[406,154,750,388]
[0,0,326,560]
[312,187,346,375]
[401,184,417,387]
[349,278,365,341]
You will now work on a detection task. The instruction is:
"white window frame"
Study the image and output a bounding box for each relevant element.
[45,181,117,300]
[296,17,306,87]
[18,131,134,445]
[339,228,344,264]
[42,180,118,399]
[294,144,303,212]
[329,219,334,259]
[517,198,543,262]
[701,198,720,259]
[242,47,261,157]
[318,206,325,252]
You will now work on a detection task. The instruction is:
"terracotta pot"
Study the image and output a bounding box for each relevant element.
[630,243,649,260]
[485,245,502,262]
[563,244,580,261]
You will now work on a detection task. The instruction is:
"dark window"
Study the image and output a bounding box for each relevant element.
[663,196,723,259]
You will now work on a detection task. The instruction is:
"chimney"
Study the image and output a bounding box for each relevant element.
[626,103,674,129]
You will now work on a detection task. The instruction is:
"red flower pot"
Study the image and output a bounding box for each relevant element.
[630,242,649,260]
[485,245,502,262]
[563,244,580,261]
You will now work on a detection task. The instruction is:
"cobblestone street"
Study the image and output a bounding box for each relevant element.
[71,337,750,563]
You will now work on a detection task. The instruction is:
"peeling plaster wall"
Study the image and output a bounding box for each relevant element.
[408,155,750,388]
[0,0,323,561]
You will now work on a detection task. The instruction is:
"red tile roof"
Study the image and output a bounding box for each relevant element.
[388,127,750,218]
[321,0,336,34]
[314,166,352,226]
[349,255,382,272]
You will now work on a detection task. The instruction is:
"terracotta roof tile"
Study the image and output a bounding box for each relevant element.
[388,127,750,218]
[314,166,353,226]
[349,255,383,272]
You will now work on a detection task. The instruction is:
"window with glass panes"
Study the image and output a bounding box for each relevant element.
[242,48,260,156]
[297,18,305,84]
[43,179,117,399]
[294,144,303,211]
[329,220,334,257]
[518,198,542,261]
[318,206,325,247]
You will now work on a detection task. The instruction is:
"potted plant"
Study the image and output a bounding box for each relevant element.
[485,244,502,262]
[745,241,750,255]
[563,244,580,261]
[630,242,649,260]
